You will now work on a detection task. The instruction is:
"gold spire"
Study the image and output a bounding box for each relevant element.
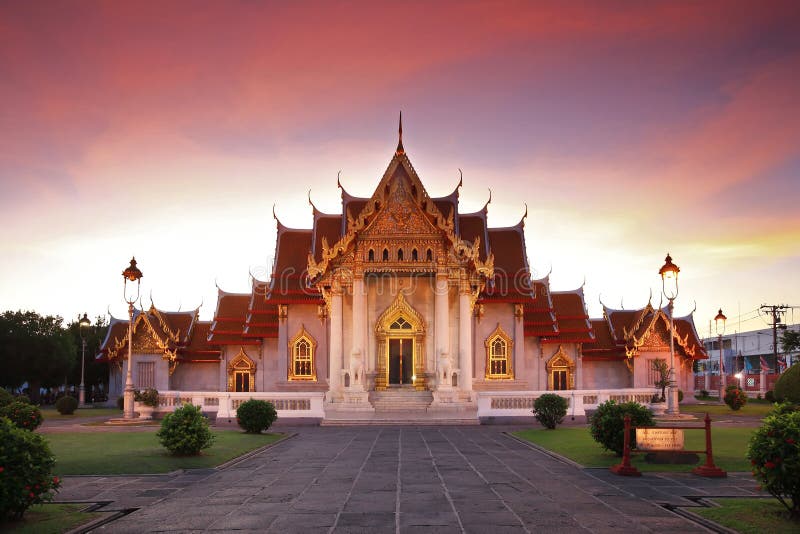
[396,111,404,155]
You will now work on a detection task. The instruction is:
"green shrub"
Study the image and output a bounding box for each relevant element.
[0,402,42,431]
[0,417,61,520]
[746,408,800,517]
[134,388,160,407]
[236,399,278,433]
[678,389,684,402]
[0,390,14,408]
[589,400,654,456]
[775,364,800,404]
[698,389,709,399]
[156,404,214,455]
[116,395,124,410]
[14,394,31,405]
[55,395,78,415]
[724,385,748,411]
[771,402,800,417]
[766,390,776,403]
[532,394,568,430]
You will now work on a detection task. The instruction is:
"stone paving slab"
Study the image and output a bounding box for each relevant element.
[55,425,766,532]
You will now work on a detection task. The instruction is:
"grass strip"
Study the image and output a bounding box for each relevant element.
[40,407,123,420]
[0,503,103,534]
[682,402,775,417]
[691,498,799,534]
[513,426,755,472]
[46,430,284,475]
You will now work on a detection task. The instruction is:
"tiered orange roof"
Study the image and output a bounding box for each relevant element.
[207,291,257,346]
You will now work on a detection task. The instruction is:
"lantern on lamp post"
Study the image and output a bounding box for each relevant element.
[658,253,680,415]
[78,313,91,406]
[714,308,727,402]
[122,257,143,420]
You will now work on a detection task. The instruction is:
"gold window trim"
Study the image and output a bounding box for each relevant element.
[374,292,427,391]
[546,345,575,390]
[288,325,317,381]
[227,348,257,392]
[485,323,513,379]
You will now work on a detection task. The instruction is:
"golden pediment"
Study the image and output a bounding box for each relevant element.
[362,176,437,236]
[638,327,670,352]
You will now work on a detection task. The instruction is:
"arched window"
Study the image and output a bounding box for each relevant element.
[368,249,375,262]
[397,248,404,261]
[485,324,513,379]
[426,248,433,261]
[383,248,390,261]
[289,327,317,381]
[412,248,418,261]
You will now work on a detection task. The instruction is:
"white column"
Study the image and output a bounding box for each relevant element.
[435,273,450,388]
[458,289,473,391]
[513,304,524,378]
[351,276,365,390]
[328,288,343,399]
[277,306,288,382]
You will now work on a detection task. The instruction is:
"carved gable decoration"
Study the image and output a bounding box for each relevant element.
[131,328,164,354]
[638,323,670,352]
[362,174,438,236]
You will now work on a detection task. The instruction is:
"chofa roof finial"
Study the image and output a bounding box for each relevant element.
[396,111,405,155]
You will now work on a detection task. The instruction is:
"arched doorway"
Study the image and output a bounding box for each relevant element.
[546,345,575,391]
[227,349,257,392]
[374,292,427,391]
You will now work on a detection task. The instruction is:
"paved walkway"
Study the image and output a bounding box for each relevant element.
[59,426,762,533]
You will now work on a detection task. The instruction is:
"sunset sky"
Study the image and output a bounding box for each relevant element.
[1,1,799,337]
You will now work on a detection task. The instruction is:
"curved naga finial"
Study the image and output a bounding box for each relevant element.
[488,188,492,205]
[647,288,653,307]
[581,275,586,289]
[691,300,697,315]
[458,168,463,189]
[523,202,528,220]
[272,203,278,221]
[336,170,342,189]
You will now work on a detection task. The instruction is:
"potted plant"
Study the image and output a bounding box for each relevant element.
[134,388,160,420]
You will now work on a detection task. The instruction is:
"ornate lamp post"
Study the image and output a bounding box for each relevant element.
[714,308,727,402]
[122,257,143,420]
[658,253,680,415]
[78,313,91,406]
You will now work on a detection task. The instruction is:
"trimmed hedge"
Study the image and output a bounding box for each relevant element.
[55,395,78,415]
[0,402,42,431]
[775,364,800,404]
[532,394,568,430]
[236,399,278,433]
[0,417,61,520]
[590,400,654,456]
[724,385,748,411]
[156,404,214,455]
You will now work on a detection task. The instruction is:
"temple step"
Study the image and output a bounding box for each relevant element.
[369,389,433,412]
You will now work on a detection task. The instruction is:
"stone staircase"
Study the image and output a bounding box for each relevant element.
[321,387,479,426]
[369,388,433,412]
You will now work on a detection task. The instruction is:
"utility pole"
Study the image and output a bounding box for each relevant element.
[760,304,789,369]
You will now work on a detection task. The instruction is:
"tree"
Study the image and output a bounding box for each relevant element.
[782,330,800,355]
[66,315,109,396]
[0,311,75,403]
[652,359,670,402]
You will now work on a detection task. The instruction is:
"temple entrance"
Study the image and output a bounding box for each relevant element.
[388,338,414,385]
[374,293,427,391]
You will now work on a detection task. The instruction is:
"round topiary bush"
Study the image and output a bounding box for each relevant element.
[156,404,214,455]
[0,417,61,520]
[236,399,278,433]
[746,407,800,517]
[55,395,78,415]
[678,389,684,403]
[590,400,654,456]
[532,394,568,430]
[0,390,14,408]
[724,385,748,411]
[116,395,124,410]
[775,364,800,404]
[765,390,776,403]
[0,402,42,431]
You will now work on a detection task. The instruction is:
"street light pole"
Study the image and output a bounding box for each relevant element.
[78,313,91,406]
[659,253,680,416]
[122,257,143,420]
[714,309,726,402]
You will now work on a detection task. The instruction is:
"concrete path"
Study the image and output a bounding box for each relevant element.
[58,426,762,533]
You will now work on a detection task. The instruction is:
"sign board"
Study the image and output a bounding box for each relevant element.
[636,428,684,451]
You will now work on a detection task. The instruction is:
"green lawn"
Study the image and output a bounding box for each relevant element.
[682,402,775,418]
[692,498,799,533]
[513,426,755,472]
[46,430,285,475]
[40,407,122,420]
[0,503,103,534]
